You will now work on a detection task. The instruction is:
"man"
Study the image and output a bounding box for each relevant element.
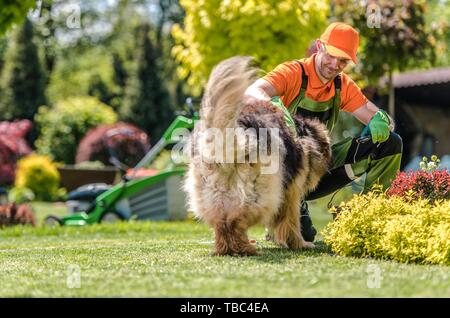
[242,22,403,242]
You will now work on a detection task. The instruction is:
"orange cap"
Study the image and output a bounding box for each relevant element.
[320,22,359,64]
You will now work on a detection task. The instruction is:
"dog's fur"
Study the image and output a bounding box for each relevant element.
[183,56,331,256]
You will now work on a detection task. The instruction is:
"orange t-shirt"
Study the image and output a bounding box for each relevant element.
[263,54,368,113]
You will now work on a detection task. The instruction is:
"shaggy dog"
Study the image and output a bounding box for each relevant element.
[183,56,331,256]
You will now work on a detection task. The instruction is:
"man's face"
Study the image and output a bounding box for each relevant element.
[315,41,351,81]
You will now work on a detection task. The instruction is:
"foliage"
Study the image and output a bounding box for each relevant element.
[88,74,116,107]
[332,0,440,86]
[419,155,441,173]
[74,161,106,169]
[426,0,450,67]
[387,156,449,202]
[28,0,65,76]
[42,0,187,115]
[14,154,63,202]
[75,122,150,168]
[172,0,329,95]
[146,149,186,171]
[0,18,47,121]
[35,96,118,164]
[121,22,174,140]
[46,47,120,109]
[0,120,33,185]
[7,186,35,204]
[0,0,36,35]
[0,203,36,227]
[0,36,6,73]
[322,190,450,265]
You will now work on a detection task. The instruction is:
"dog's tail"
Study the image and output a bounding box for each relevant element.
[201,56,258,129]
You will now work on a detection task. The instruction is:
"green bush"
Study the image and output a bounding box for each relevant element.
[147,149,187,171]
[74,161,106,169]
[14,154,65,201]
[322,190,450,265]
[7,186,35,204]
[35,96,118,163]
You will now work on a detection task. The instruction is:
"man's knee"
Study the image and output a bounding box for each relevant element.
[373,132,402,160]
[388,132,403,154]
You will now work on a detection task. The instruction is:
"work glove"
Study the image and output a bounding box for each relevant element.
[362,110,390,143]
[271,96,296,132]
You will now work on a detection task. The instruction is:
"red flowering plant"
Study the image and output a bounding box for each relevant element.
[76,122,151,168]
[0,120,33,185]
[0,203,36,227]
[387,156,450,202]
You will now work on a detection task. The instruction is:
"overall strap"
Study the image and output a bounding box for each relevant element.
[289,61,308,114]
[327,74,342,132]
[299,61,308,90]
[334,74,341,90]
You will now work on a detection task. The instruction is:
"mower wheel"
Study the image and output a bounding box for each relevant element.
[100,211,123,223]
[44,215,63,227]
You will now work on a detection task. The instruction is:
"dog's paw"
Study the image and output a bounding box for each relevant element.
[236,245,258,256]
[285,238,315,250]
[213,244,259,257]
[301,241,315,249]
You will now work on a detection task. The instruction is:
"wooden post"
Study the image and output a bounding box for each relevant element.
[388,70,395,120]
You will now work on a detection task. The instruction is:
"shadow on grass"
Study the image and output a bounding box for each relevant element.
[240,241,334,263]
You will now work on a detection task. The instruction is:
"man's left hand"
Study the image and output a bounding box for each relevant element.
[367,110,390,143]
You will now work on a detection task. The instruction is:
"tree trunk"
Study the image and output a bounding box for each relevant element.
[388,70,395,119]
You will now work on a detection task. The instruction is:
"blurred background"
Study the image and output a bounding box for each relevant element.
[0,0,448,225]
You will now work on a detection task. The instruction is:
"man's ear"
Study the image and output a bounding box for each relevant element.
[315,40,322,51]
[306,40,319,57]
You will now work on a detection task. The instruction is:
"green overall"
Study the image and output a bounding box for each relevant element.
[273,61,402,196]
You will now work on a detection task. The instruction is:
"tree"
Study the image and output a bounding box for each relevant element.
[88,74,115,107]
[0,0,36,36]
[107,0,187,111]
[46,46,118,107]
[30,0,58,76]
[0,18,47,121]
[0,36,6,73]
[121,22,174,141]
[155,0,188,108]
[35,96,118,163]
[426,0,450,67]
[171,0,329,95]
[332,0,440,118]
[156,0,185,56]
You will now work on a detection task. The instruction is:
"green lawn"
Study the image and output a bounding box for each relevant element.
[1,199,449,297]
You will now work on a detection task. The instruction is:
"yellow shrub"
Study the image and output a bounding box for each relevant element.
[15,154,62,201]
[322,192,450,265]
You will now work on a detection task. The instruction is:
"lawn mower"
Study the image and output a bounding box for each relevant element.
[44,107,198,227]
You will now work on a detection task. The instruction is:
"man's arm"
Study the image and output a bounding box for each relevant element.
[242,78,278,108]
[352,100,395,131]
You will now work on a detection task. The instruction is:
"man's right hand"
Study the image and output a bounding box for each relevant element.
[242,78,277,108]
[242,94,273,108]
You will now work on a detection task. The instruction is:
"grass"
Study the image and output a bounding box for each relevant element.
[29,201,68,223]
[1,198,449,297]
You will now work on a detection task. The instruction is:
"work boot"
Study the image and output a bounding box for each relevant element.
[300,201,317,242]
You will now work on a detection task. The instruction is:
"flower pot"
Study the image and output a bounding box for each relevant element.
[58,165,119,191]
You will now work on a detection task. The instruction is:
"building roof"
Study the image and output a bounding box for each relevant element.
[392,67,450,88]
